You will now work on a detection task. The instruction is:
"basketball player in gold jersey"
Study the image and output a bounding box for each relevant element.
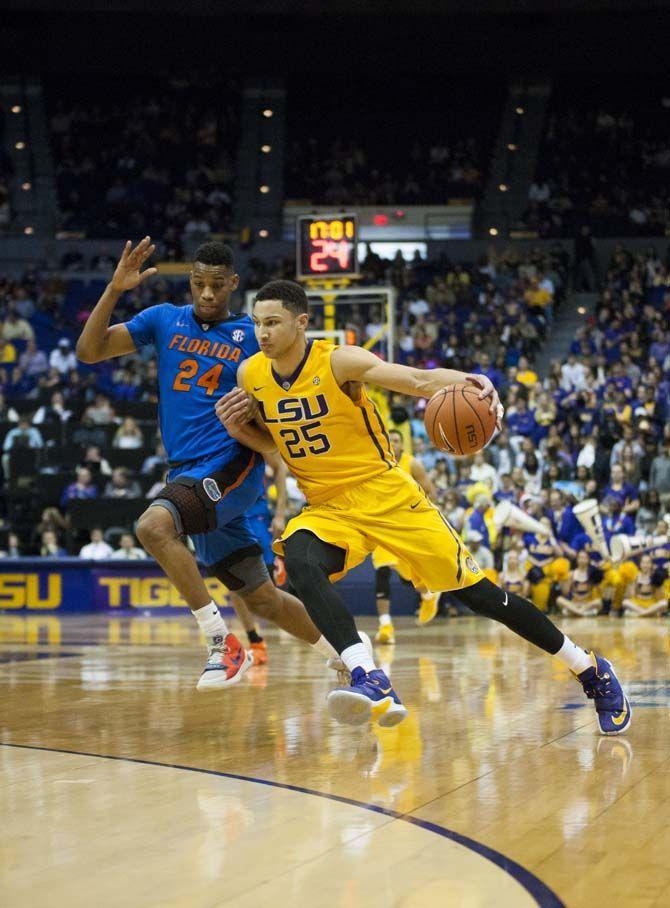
[372,428,439,643]
[216,280,630,734]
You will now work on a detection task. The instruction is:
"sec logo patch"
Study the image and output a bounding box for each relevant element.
[232,329,245,343]
[465,556,480,574]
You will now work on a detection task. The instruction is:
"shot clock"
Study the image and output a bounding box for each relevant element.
[296,214,359,280]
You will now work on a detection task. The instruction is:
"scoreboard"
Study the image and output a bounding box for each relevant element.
[296,214,359,280]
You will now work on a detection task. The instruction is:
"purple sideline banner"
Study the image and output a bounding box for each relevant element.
[0,558,418,614]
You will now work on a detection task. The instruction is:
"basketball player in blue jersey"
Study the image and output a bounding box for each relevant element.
[77,237,340,690]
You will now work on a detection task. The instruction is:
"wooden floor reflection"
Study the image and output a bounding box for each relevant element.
[2,613,670,908]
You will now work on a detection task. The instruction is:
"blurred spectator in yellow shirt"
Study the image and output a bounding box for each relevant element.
[0,337,17,364]
[524,277,553,321]
[515,356,538,387]
[2,309,35,342]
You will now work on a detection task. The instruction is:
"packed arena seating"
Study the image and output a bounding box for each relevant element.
[46,70,239,245]
[0,242,668,617]
[285,80,504,205]
[523,82,670,237]
[433,243,670,613]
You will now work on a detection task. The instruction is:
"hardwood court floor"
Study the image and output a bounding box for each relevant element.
[1,613,670,908]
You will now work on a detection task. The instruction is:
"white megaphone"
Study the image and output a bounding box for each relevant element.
[573,499,610,560]
[609,534,669,564]
[493,500,553,538]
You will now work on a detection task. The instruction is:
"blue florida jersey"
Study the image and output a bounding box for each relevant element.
[126,305,259,464]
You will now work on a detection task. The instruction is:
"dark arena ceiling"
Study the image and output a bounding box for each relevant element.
[3,0,670,12]
[1,0,669,76]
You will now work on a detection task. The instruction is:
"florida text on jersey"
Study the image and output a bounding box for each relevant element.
[126,304,260,464]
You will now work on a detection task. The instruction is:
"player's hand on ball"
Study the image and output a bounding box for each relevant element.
[464,373,504,431]
[110,237,158,292]
[215,388,255,434]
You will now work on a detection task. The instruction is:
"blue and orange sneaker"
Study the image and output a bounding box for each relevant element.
[576,652,632,735]
[196,633,254,691]
[327,668,408,728]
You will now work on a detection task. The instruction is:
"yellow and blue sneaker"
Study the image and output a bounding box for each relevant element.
[327,668,408,728]
[576,653,632,736]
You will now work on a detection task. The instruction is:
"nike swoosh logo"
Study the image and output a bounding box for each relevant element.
[253,386,265,391]
[410,501,421,510]
[502,592,508,606]
[370,678,393,695]
[612,699,629,726]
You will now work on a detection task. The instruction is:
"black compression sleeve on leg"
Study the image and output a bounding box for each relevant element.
[376,566,391,599]
[283,530,362,654]
[451,578,564,655]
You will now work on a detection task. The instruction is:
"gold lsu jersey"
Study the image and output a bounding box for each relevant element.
[241,339,397,504]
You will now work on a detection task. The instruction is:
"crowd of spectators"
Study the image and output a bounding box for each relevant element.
[285,81,502,207]
[522,86,670,237]
[47,70,238,247]
[286,136,485,206]
[0,262,174,554]
[408,244,669,615]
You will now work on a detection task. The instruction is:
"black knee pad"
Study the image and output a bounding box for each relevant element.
[209,544,269,594]
[152,478,216,535]
[376,566,391,599]
[283,531,346,588]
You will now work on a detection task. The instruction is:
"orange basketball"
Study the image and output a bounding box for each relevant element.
[424,382,497,456]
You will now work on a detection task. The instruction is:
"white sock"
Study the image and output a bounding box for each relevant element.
[378,613,392,627]
[555,635,593,674]
[313,635,338,659]
[341,642,377,674]
[193,602,229,645]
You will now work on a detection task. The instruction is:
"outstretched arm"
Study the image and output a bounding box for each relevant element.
[330,345,503,428]
[76,237,157,363]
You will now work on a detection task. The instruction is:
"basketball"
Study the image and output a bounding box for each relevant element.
[424,383,497,456]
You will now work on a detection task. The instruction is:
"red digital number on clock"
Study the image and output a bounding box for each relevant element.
[309,239,351,273]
